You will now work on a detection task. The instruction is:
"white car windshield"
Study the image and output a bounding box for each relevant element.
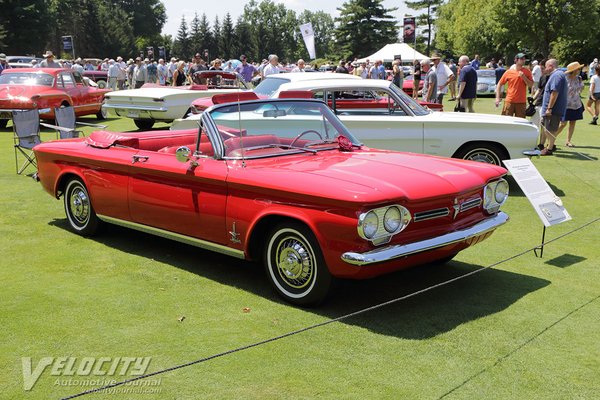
[0,72,54,86]
[208,100,361,158]
[253,77,290,97]
[388,84,431,116]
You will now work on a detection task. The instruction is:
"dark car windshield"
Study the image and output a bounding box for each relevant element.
[253,77,290,97]
[0,72,54,86]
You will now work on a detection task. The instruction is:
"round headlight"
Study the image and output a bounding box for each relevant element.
[362,211,379,239]
[383,206,402,233]
[494,180,509,203]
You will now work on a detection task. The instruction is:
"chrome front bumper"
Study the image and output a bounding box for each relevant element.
[341,212,509,266]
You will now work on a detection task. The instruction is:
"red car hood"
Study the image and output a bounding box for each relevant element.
[229,148,506,205]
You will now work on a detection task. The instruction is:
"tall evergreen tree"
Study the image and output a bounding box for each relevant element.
[0,0,52,54]
[172,16,191,60]
[212,16,222,59]
[405,0,443,55]
[198,13,213,61]
[333,0,399,60]
[220,13,235,60]
[189,13,202,55]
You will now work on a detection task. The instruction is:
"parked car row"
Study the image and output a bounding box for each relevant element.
[170,72,538,166]
[0,65,522,305]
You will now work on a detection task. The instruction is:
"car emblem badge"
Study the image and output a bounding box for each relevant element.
[453,198,460,219]
[229,222,241,244]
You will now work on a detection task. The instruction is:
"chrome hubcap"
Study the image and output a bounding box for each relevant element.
[467,151,498,165]
[70,187,90,224]
[276,237,314,289]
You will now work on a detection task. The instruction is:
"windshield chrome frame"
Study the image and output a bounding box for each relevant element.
[203,98,359,160]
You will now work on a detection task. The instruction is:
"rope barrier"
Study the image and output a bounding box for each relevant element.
[62,216,600,399]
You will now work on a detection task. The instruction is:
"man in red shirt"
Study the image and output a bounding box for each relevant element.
[495,53,534,118]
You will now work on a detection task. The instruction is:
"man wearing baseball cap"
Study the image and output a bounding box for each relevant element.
[495,52,534,118]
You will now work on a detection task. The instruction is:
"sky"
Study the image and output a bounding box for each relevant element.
[161,0,411,37]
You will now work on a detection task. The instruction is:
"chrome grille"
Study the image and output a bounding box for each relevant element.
[460,197,482,212]
[414,207,449,222]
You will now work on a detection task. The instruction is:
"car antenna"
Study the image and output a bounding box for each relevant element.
[236,91,245,167]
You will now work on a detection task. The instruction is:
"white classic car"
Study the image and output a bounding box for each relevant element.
[172,77,538,166]
[476,69,498,95]
[102,71,250,129]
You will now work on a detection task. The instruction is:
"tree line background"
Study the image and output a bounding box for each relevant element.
[1,0,599,65]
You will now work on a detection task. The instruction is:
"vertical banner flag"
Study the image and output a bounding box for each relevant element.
[403,17,416,43]
[300,22,316,60]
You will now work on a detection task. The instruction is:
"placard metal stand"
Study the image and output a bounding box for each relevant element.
[503,158,571,259]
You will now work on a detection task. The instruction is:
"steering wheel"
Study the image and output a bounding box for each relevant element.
[289,130,323,147]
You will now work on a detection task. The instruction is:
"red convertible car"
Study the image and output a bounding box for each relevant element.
[0,68,109,128]
[34,97,509,305]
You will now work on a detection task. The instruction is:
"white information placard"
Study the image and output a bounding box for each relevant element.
[503,158,571,227]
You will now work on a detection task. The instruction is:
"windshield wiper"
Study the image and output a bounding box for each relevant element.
[244,144,317,154]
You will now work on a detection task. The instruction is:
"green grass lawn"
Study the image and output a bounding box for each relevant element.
[1,95,599,399]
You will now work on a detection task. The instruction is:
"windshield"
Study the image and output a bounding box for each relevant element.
[477,70,496,78]
[208,100,361,158]
[389,84,431,116]
[253,77,290,97]
[0,72,54,86]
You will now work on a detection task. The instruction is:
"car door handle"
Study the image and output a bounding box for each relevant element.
[132,155,150,164]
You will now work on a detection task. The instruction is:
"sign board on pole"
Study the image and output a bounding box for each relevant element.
[503,158,571,227]
[62,36,73,51]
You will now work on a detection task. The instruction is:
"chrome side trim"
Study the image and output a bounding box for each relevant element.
[341,212,509,266]
[97,214,245,259]
[101,104,168,112]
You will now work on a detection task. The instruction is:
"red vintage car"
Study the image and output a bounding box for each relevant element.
[33,97,509,305]
[0,68,109,128]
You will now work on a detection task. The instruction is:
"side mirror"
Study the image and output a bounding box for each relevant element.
[175,146,191,163]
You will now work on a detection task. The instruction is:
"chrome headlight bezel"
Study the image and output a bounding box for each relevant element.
[483,178,509,214]
[358,205,412,244]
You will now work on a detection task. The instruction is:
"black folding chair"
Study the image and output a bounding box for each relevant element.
[12,109,42,174]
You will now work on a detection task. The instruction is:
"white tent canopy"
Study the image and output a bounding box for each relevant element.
[356,43,427,63]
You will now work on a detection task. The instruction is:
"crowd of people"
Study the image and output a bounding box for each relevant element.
[2,47,598,155]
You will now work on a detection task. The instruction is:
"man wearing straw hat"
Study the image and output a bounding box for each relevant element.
[40,51,61,68]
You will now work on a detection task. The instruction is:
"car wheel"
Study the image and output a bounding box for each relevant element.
[134,119,154,130]
[64,178,100,236]
[96,105,108,120]
[454,143,507,166]
[265,222,332,306]
[96,80,107,89]
[0,119,7,129]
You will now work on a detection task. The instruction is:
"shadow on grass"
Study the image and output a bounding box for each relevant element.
[544,253,586,268]
[504,175,565,198]
[49,218,550,340]
[554,150,598,161]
